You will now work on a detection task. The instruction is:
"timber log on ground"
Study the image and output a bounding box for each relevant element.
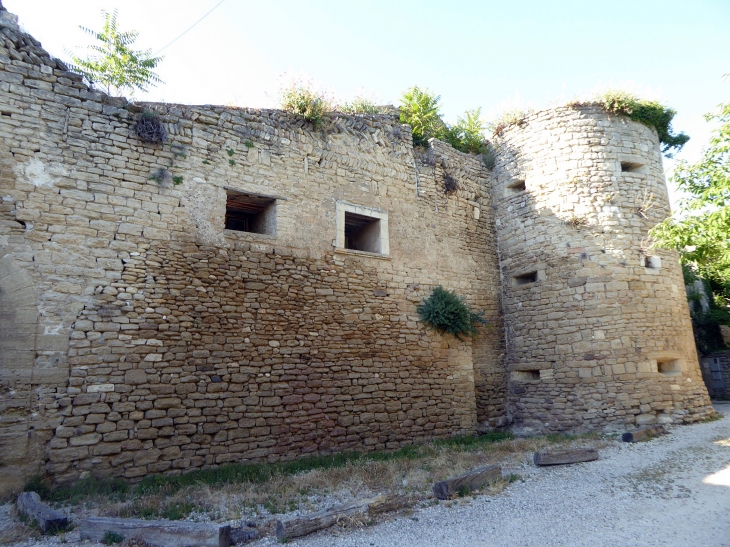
[79,517,231,547]
[533,448,599,466]
[433,465,502,500]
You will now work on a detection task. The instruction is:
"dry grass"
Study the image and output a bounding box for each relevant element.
[42,433,611,525]
[0,506,41,545]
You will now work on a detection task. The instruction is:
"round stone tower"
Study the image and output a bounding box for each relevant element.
[492,105,714,433]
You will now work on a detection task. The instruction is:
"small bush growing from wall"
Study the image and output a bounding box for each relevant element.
[444,108,488,154]
[592,90,689,156]
[417,285,486,339]
[399,86,447,146]
[135,108,167,143]
[280,82,332,127]
[340,97,382,115]
[489,108,533,137]
[400,87,490,155]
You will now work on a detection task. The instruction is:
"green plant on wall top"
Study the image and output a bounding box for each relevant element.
[340,96,382,115]
[280,81,332,127]
[444,108,489,154]
[417,285,486,340]
[400,87,491,155]
[593,90,689,156]
[399,86,447,146]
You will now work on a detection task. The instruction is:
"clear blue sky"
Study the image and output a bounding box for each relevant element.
[6,0,730,168]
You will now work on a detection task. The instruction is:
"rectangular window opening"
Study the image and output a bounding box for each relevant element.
[621,161,644,173]
[657,358,681,376]
[512,370,540,381]
[225,192,276,235]
[344,212,381,253]
[507,180,526,194]
[513,271,538,286]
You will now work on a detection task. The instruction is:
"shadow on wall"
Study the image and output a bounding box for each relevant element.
[0,254,43,495]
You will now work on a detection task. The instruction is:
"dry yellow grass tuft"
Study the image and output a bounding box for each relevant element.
[85,433,609,524]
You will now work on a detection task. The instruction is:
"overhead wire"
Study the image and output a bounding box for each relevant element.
[153,0,226,56]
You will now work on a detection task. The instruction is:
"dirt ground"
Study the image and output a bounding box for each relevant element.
[2,403,729,547]
[252,403,730,547]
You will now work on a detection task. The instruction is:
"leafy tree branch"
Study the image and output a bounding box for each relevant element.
[69,9,163,96]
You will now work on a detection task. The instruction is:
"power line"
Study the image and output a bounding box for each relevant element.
[154,0,226,56]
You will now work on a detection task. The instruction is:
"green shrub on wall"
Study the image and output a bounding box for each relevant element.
[593,90,689,156]
[280,82,332,127]
[339,96,382,115]
[417,285,486,340]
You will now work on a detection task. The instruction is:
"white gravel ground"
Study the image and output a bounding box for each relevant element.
[253,404,730,547]
[3,403,729,547]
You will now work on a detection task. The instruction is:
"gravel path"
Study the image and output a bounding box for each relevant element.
[3,404,729,547]
[254,404,730,547]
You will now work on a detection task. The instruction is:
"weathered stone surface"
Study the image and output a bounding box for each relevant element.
[494,106,714,435]
[0,3,714,494]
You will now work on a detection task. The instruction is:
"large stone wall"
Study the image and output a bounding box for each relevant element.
[0,10,504,494]
[0,4,716,497]
[492,106,715,433]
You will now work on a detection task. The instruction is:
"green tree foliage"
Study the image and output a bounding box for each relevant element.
[417,285,486,340]
[399,87,490,155]
[651,93,730,281]
[399,86,446,146]
[444,108,488,154]
[595,90,689,156]
[69,9,163,96]
[651,82,730,353]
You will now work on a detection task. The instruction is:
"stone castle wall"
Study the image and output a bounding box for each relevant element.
[0,5,715,498]
[493,106,714,432]
[0,12,504,493]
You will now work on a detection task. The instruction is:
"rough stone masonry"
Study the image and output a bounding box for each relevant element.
[0,5,714,497]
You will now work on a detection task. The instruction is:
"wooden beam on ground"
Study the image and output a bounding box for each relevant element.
[276,494,407,541]
[16,492,69,534]
[621,425,668,443]
[533,448,599,466]
[230,525,258,544]
[433,465,502,500]
[79,517,231,547]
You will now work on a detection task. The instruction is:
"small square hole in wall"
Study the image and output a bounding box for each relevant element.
[512,370,540,381]
[621,161,644,173]
[345,212,382,253]
[225,191,276,235]
[644,256,661,269]
[507,180,526,195]
[657,358,681,376]
[513,271,538,286]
